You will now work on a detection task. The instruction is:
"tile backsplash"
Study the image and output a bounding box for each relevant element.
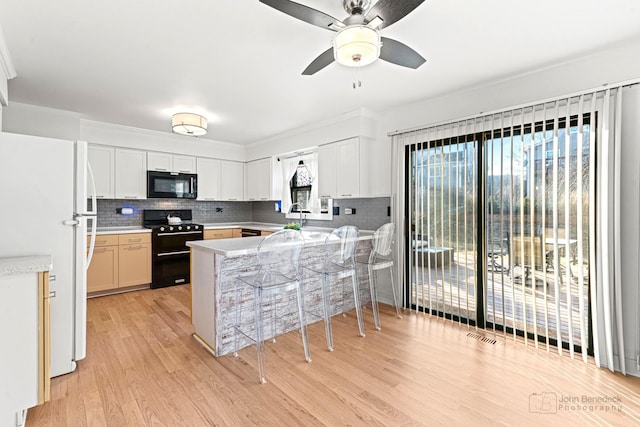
[96,199,252,227]
[96,197,391,231]
[252,197,391,231]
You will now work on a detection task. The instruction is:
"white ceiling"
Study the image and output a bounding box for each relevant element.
[2,0,640,145]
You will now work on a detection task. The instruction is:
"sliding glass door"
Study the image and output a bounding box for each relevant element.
[407,136,479,324]
[406,106,594,353]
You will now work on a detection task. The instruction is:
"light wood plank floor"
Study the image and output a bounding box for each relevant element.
[27,285,640,426]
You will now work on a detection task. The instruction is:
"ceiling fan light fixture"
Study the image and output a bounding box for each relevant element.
[172,113,207,136]
[333,25,380,67]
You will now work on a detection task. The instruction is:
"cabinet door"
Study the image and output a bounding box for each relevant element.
[88,145,114,199]
[335,138,359,198]
[87,245,119,292]
[246,158,271,201]
[196,158,221,201]
[318,143,337,198]
[118,243,152,287]
[147,152,173,172]
[220,161,244,201]
[174,155,197,173]
[115,149,147,199]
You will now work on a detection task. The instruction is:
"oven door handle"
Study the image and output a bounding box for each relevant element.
[156,231,203,237]
[156,250,191,257]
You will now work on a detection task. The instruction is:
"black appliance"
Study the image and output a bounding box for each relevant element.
[241,228,262,237]
[144,209,203,288]
[147,170,197,199]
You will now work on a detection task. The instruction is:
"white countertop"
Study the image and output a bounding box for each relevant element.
[0,255,53,276]
[94,222,280,234]
[95,226,150,235]
[96,222,375,238]
[202,222,286,232]
[188,228,373,256]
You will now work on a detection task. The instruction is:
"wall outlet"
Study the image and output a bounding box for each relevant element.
[116,207,134,215]
[345,208,355,215]
[216,207,223,213]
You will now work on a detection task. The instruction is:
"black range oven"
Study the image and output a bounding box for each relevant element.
[144,209,203,289]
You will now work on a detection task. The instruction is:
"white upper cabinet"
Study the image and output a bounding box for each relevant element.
[317,143,337,198]
[197,158,244,201]
[246,158,275,201]
[147,152,196,173]
[317,137,364,199]
[87,145,114,199]
[196,157,221,201]
[173,155,197,173]
[220,160,244,201]
[335,138,360,198]
[115,148,147,199]
[147,152,172,172]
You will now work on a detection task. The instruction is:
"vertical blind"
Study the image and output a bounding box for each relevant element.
[391,86,629,369]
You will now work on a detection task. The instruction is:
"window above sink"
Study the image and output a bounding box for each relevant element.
[276,148,333,221]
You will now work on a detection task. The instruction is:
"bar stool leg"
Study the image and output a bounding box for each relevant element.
[368,264,381,331]
[254,287,266,384]
[296,284,311,362]
[351,269,365,337]
[389,266,402,319]
[321,272,334,352]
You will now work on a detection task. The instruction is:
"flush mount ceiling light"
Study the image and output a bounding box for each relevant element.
[172,113,207,136]
[333,25,381,67]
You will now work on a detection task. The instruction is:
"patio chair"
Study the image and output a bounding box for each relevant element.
[510,234,545,284]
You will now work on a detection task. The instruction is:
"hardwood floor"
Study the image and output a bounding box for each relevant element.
[27,285,640,426]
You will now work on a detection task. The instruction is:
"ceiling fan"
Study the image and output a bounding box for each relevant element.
[259,0,427,75]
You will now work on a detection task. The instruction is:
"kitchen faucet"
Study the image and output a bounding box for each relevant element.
[288,203,306,229]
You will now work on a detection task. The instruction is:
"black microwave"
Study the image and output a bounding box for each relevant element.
[147,171,197,199]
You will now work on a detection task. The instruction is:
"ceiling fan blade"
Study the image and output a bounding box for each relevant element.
[364,0,425,30]
[259,0,342,31]
[302,47,335,75]
[379,37,426,69]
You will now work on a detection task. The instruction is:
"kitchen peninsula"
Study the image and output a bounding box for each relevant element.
[187,229,373,356]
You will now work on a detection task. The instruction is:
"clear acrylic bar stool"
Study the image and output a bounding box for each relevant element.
[233,229,311,384]
[303,225,364,351]
[356,223,402,331]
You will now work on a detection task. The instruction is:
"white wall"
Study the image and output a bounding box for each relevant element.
[377,37,640,138]
[245,108,368,161]
[2,102,245,161]
[3,102,82,141]
[80,120,245,161]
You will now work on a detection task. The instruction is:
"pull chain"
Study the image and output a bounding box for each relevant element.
[352,65,362,89]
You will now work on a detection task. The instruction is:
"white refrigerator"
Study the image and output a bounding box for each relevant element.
[0,132,97,377]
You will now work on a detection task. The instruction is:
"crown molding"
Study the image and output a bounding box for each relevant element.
[0,26,17,80]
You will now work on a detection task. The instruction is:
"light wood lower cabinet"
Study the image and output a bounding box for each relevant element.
[118,242,151,287]
[87,233,151,295]
[204,228,234,240]
[38,272,51,405]
[87,235,119,293]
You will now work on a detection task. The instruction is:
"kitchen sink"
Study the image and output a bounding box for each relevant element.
[301,231,328,240]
